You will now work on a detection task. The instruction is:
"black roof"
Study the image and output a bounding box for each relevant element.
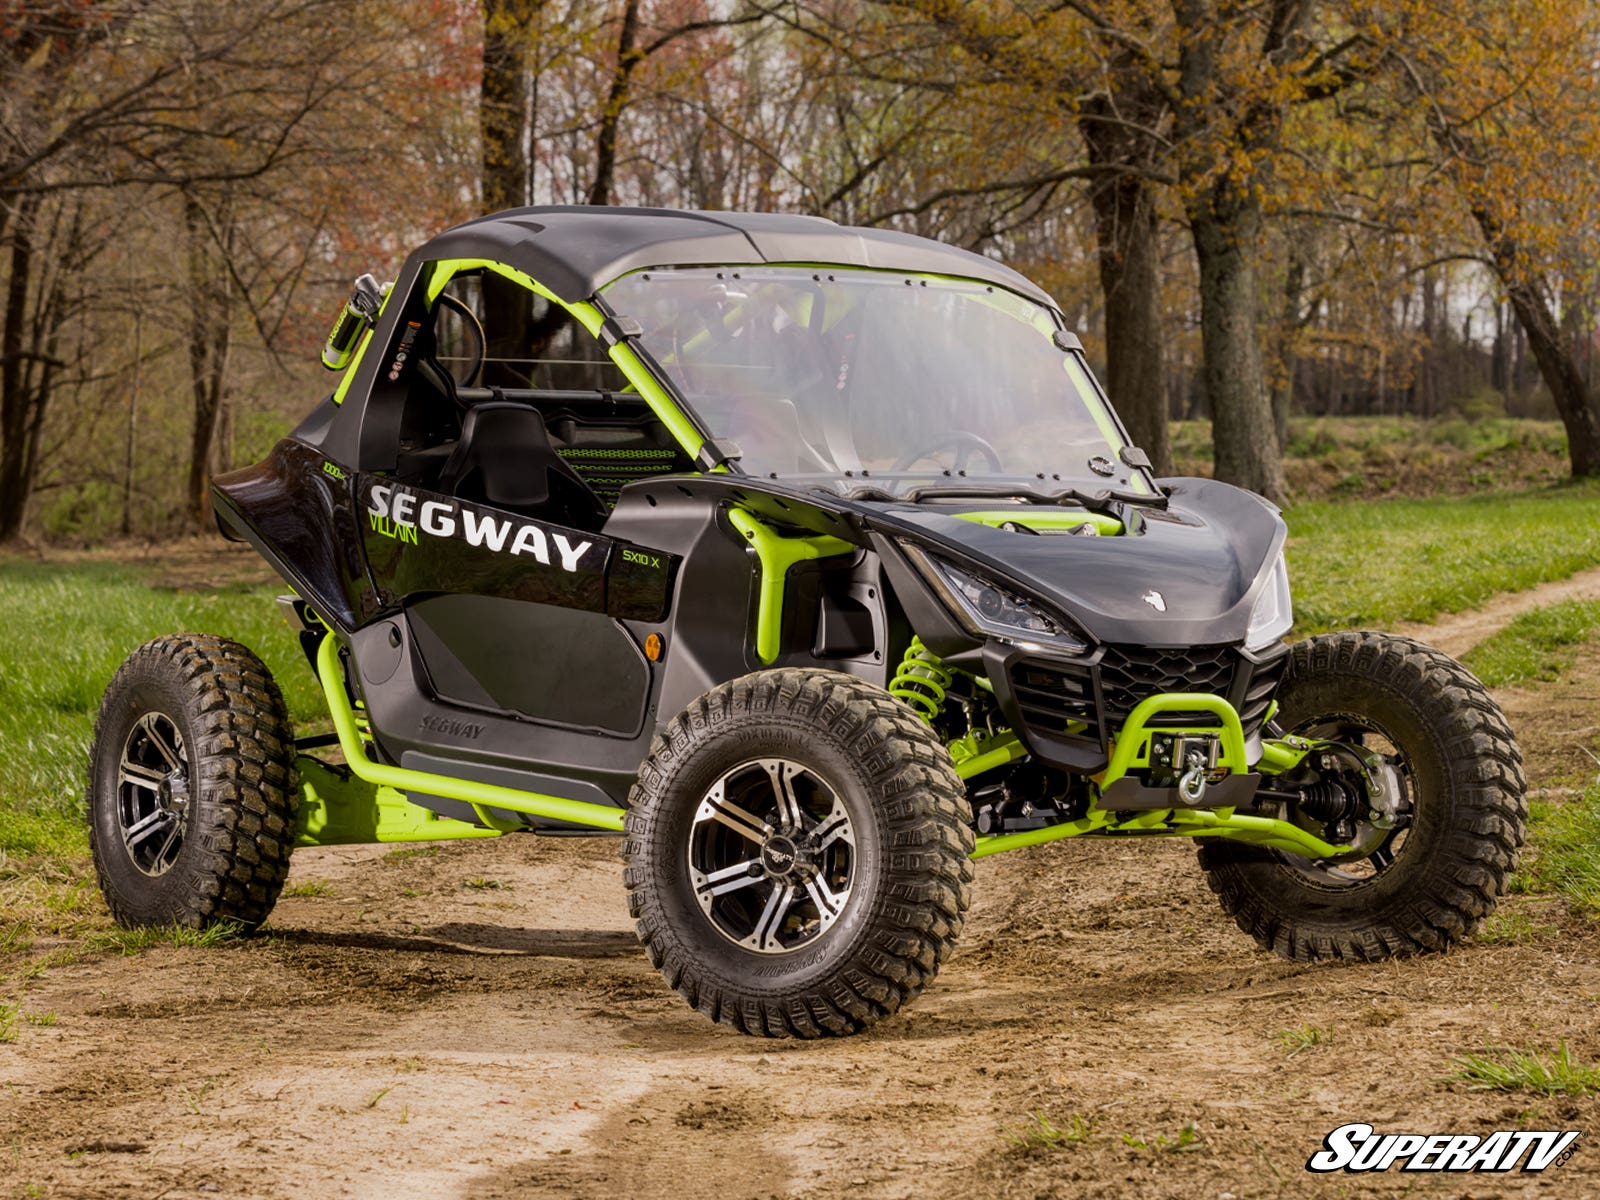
[416,206,1056,306]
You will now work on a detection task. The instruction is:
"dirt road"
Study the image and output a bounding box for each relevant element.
[4,583,1599,1198]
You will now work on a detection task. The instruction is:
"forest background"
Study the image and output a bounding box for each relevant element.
[3,0,1600,543]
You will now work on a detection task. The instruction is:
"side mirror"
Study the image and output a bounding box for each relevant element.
[1120,446,1152,470]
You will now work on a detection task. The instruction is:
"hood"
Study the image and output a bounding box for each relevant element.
[864,477,1286,647]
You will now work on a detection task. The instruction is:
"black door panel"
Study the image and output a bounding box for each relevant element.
[408,596,651,736]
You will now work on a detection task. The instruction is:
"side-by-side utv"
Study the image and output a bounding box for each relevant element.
[88,207,1527,1037]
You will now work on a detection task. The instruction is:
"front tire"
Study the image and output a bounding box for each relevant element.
[623,669,974,1037]
[1200,631,1526,961]
[87,634,298,930]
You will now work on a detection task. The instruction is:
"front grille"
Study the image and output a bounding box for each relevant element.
[1099,644,1236,727]
[1239,644,1288,731]
[1010,660,1100,740]
[1007,643,1284,759]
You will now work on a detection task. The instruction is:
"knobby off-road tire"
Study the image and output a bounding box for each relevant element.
[623,668,975,1037]
[1199,631,1526,961]
[88,634,298,930]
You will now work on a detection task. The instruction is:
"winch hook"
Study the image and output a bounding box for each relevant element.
[1178,751,1209,804]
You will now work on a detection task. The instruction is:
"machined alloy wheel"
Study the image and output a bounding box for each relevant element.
[117,713,192,876]
[88,634,299,930]
[689,757,856,953]
[625,668,974,1038]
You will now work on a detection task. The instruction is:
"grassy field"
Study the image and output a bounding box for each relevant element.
[1173,416,1572,500]
[1172,415,1570,464]
[1284,479,1600,633]
[1462,598,1600,687]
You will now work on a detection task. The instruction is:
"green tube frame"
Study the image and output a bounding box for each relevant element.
[1099,693,1250,788]
[951,732,1029,779]
[971,696,1350,860]
[314,633,627,833]
[294,756,504,846]
[724,508,855,664]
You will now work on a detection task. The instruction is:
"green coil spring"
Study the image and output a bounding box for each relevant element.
[889,636,953,723]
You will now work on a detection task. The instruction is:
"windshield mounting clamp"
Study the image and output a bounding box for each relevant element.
[597,313,644,347]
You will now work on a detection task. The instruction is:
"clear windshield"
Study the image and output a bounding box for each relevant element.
[601,266,1146,495]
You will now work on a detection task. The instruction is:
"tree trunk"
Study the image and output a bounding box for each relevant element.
[482,0,535,211]
[183,195,233,530]
[587,0,641,207]
[1167,0,1293,501]
[0,193,42,541]
[1270,252,1306,451]
[1501,275,1600,475]
[1081,82,1172,475]
[1419,269,1438,419]
[1466,203,1600,476]
[123,303,142,537]
[1186,185,1287,502]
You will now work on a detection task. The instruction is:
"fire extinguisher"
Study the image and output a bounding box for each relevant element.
[321,274,387,371]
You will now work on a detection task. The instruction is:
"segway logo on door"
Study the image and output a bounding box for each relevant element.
[365,484,593,572]
[1307,1123,1581,1173]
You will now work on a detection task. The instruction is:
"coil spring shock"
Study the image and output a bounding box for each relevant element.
[889,637,953,723]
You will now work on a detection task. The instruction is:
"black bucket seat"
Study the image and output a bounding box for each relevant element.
[436,402,609,531]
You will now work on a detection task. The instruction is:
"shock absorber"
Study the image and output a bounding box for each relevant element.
[889,637,953,723]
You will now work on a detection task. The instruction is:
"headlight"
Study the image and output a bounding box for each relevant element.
[1246,553,1293,650]
[917,551,1088,653]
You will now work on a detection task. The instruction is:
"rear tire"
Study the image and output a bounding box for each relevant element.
[1199,631,1526,960]
[87,634,298,930]
[623,668,974,1037]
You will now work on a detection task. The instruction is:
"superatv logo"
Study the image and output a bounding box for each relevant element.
[1307,1123,1580,1173]
[366,484,592,572]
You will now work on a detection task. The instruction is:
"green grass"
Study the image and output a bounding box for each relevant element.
[282,879,335,898]
[1474,908,1556,945]
[1286,481,1600,634]
[86,923,244,956]
[1004,1110,1094,1152]
[1274,1024,1330,1055]
[1447,1041,1600,1096]
[1121,1122,1204,1152]
[1517,784,1600,913]
[0,1000,17,1043]
[1460,599,1600,687]
[382,846,440,865]
[0,560,321,870]
[1173,416,1569,460]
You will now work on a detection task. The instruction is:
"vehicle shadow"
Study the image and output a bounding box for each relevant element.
[265,923,642,959]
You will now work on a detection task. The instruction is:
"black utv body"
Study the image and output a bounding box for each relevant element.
[87,207,1526,1037]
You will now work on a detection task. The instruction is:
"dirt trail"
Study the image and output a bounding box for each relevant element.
[1390,563,1600,659]
[5,603,1600,1197]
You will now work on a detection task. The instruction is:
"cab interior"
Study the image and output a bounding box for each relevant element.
[387,267,693,531]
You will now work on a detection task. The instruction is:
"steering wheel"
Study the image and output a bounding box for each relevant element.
[891,431,1004,473]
